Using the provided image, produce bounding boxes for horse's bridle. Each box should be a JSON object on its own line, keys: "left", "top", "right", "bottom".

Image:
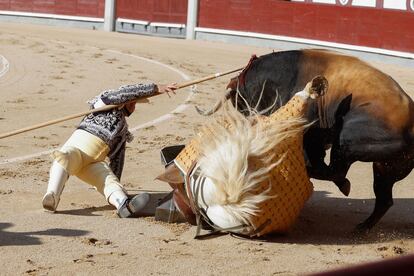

{"left": 183, "top": 161, "right": 270, "bottom": 239}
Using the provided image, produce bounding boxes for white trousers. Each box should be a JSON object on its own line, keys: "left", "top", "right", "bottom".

{"left": 52, "top": 129, "right": 125, "bottom": 201}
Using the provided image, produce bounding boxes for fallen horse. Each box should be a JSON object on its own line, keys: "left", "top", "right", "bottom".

{"left": 197, "top": 49, "right": 414, "bottom": 232}
{"left": 156, "top": 77, "right": 327, "bottom": 237}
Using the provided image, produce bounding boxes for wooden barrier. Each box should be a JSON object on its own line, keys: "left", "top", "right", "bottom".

{"left": 198, "top": 0, "right": 414, "bottom": 53}
{"left": 0, "top": 0, "right": 105, "bottom": 18}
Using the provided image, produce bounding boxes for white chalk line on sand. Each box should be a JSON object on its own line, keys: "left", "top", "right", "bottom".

{"left": 0, "top": 55, "right": 10, "bottom": 78}
{"left": 0, "top": 50, "right": 194, "bottom": 165}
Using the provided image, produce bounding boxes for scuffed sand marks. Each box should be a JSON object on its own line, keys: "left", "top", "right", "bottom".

{"left": 0, "top": 30, "right": 178, "bottom": 159}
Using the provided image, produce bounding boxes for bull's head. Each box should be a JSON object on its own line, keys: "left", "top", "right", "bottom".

{"left": 195, "top": 75, "right": 328, "bottom": 116}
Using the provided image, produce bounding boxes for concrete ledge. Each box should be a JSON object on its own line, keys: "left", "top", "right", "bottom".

{"left": 116, "top": 18, "right": 149, "bottom": 33}
{"left": 150, "top": 22, "right": 185, "bottom": 29}
{"left": 0, "top": 12, "right": 103, "bottom": 30}
{"left": 149, "top": 22, "right": 185, "bottom": 37}
{"left": 117, "top": 17, "right": 149, "bottom": 26}
{"left": 0, "top": 10, "right": 103, "bottom": 22}
{"left": 116, "top": 19, "right": 186, "bottom": 38}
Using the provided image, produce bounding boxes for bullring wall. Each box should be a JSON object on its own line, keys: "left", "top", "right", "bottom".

{"left": 0, "top": 0, "right": 105, "bottom": 18}
{"left": 198, "top": 1, "right": 414, "bottom": 53}
{"left": 117, "top": 0, "right": 187, "bottom": 24}
{"left": 0, "top": 0, "right": 413, "bottom": 61}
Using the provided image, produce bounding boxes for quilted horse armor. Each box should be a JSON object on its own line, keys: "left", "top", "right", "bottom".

{"left": 161, "top": 76, "right": 327, "bottom": 237}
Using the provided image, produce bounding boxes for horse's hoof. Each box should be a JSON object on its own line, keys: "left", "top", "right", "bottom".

{"left": 336, "top": 178, "right": 351, "bottom": 196}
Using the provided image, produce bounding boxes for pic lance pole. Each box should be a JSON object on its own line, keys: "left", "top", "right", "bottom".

{"left": 0, "top": 67, "right": 244, "bottom": 140}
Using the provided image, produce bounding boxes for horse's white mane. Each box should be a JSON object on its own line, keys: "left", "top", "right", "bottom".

{"left": 196, "top": 101, "right": 307, "bottom": 226}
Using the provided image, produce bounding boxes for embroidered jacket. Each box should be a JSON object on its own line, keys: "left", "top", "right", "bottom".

{"left": 78, "top": 83, "right": 157, "bottom": 179}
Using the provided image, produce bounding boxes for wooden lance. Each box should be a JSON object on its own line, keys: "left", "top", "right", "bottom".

{"left": 0, "top": 67, "right": 243, "bottom": 139}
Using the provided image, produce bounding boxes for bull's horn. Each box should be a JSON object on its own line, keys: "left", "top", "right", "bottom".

{"left": 195, "top": 90, "right": 232, "bottom": 116}
{"left": 308, "top": 75, "right": 329, "bottom": 99}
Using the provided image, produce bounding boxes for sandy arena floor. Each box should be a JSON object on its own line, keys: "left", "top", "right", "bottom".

{"left": 1, "top": 22, "right": 414, "bottom": 275}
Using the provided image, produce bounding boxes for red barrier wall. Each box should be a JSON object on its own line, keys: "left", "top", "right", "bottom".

{"left": 0, "top": 0, "right": 412, "bottom": 53}
{"left": 198, "top": 0, "right": 414, "bottom": 53}
{"left": 0, "top": 0, "right": 105, "bottom": 18}
{"left": 116, "top": 0, "right": 187, "bottom": 23}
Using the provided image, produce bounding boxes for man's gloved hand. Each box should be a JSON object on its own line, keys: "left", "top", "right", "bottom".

{"left": 155, "top": 83, "right": 179, "bottom": 97}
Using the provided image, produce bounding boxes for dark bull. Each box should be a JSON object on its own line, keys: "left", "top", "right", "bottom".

{"left": 199, "top": 49, "right": 414, "bottom": 232}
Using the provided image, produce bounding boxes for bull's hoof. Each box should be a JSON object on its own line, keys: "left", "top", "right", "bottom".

{"left": 354, "top": 222, "right": 371, "bottom": 235}
{"left": 335, "top": 178, "right": 351, "bottom": 196}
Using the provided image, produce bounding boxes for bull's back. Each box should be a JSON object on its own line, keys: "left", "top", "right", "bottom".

{"left": 299, "top": 50, "right": 413, "bottom": 131}
{"left": 299, "top": 49, "right": 414, "bottom": 158}
{"left": 243, "top": 49, "right": 413, "bottom": 133}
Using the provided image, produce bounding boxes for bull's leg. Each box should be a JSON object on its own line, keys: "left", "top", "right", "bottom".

{"left": 356, "top": 160, "right": 413, "bottom": 232}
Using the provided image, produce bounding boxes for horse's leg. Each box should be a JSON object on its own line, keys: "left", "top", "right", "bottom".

{"left": 356, "top": 159, "right": 414, "bottom": 232}
{"left": 304, "top": 128, "right": 352, "bottom": 196}
{"left": 303, "top": 129, "right": 333, "bottom": 179}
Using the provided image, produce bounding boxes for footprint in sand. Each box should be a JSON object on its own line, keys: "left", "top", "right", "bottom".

{"left": 143, "top": 125, "right": 156, "bottom": 131}
{"left": 3, "top": 38, "right": 19, "bottom": 45}
{"left": 105, "top": 58, "right": 118, "bottom": 64}
{"left": 70, "top": 202, "right": 94, "bottom": 209}
{"left": 82, "top": 237, "right": 112, "bottom": 246}
{"left": 23, "top": 159, "right": 46, "bottom": 166}
{"left": 0, "top": 189, "right": 13, "bottom": 195}
{"left": 6, "top": 98, "right": 25, "bottom": 104}
{"left": 25, "top": 259, "right": 52, "bottom": 273}
{"left": 50, "top": 75, "right": 64, "bottom": 80}
{"left": 184, "top": 100, "right": 196, "bottom": 105}
{"left": 377, "top": 245, "right": 406, "bottom": 257}
{"left": 33, "top": 136, "right": 50, "bottom": 140}
{"left": 73, "top": 254, "right": 95, "bottom": 264}
{"left": 92, "top": 53, "right": 103, "bottom": 59}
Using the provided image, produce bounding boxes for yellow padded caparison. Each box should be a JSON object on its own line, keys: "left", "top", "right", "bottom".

{"left": 175, "top": 96, "right": 313, "bottom": 237}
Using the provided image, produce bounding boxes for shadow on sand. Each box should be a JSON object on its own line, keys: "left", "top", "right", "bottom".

{"left": 57, "top": 205, "right": 114, "bottom": 217}
{"left": 256, "top": 190, "right": 414, "bottom": 245}
{"left": 0, "top": 222, "right": 89, "bottom": 246}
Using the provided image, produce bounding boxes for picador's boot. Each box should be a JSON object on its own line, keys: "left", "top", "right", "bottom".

{"left": 42, "top": 161, "right": 68, "bottom": 212}
{"left": 109, "top": 191, "right": 150, "bottom": 218}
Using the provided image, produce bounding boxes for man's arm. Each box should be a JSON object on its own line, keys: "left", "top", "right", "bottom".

{"left": 90, "top": 83, "right": 178, "bottom": 107}
{"left": 100, "top": 83, "right": 157, "bottom": 105}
